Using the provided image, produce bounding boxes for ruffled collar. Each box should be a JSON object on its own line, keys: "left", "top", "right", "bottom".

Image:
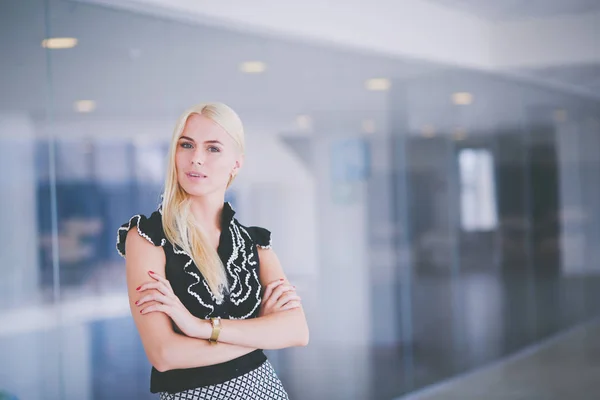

{"left": 157, "top": 193, "right": 236, "bottom": 229}
{"left": 220, "top": 201, "right": 236, "bottom": 229}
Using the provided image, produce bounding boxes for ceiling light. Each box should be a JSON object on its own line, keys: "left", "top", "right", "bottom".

{"left": 452, "top": 92, "right": 473, "bottom": 105}
{"left": 240, "top": 61, "right": 266, "bottom": 74}
{"left": 74, "top": 100, "right": 96, "bottom": 113}
{"left": 365, "top": 78, "right": 391, "bottom": 91}
{"left": 421, "top": 125, "right": 436, "bottom": 138}
{"left": 83, "top": 141, "right": 94, "bottom": 154}
{"left": 129, "top": 48, "right": 142, "bottom": 59}
{"left": 295, "top": 115, "right": 312, "bottom": 130}
{"left": 553, "top": 109, "right": 568, "bottom": 123}
{"left": 362, "top": 119, "right": 376, "bottom": 134}
{"left": 453, "top": 127, "right": 467, "bottom": 140}
{"left": 41, "top": 37, "right": 78, "bottom": 49}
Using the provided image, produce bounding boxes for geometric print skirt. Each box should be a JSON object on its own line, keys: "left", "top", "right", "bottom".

{"left": 159, "top": 361, "right": 289, "bottom": 400}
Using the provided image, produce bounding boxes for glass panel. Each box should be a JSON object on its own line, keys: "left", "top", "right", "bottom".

{"left": 1, "top": 1, "right": 600, "bottom": 400}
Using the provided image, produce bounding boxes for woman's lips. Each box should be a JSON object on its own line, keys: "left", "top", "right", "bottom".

{"left": 186, "top": 172, "right": 207, "bottom": 180}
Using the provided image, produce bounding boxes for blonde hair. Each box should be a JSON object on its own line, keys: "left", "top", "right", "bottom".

{"left": 161, "top": 102, "right": 245, "bottom": 300}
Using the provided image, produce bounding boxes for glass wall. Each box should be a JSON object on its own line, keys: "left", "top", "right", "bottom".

{"left": 1, "top": 1, "right": 600, "bottom": 399}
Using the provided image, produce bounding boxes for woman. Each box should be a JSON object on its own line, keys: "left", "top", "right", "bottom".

{"left": 116, "top": 102, "right": 309, "bottom": 399}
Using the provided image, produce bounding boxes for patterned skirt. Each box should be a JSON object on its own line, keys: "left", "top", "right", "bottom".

{"left": 159, "top": 360, "right": 289, "bottom": 400}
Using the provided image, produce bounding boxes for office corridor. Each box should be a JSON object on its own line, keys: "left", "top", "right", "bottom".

{"left": 2, "top": 1, "right": 600, "bottom": 399}
{"left": 397, "top": 318, "right": 600, "bottom": 400}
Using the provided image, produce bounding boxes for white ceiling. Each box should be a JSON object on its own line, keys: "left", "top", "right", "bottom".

{"left": 427, "top": 0, "right": 600, "bottom": 21}
{"left": 0, "top": 0, "right": 438, "bottom": 126}
{"left": 1, "top": 0, "right": 598, "bottom": 137}
{"left": 519, "top": 64, "right": 600, "bottom": 91}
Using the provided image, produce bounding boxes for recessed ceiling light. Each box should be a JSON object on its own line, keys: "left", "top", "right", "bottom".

{"left": 295, "top": 115, "right": 312, "bottom": 130}
{"left": 365, "top": 78, "right": 391, "bottom": 91}
{"left": 129, "top": 48, "right": 142, "bottom": 59}
{"left": 421, "top": 125, "right": 436, "bottom": 138}
{"left": 362, "top": 119, "right": 376, "bottom": 134}
{"left": 74, "top": 100, "right": 96, "bottom": 113}
{"left": 41, "top": 37, "right": 78, "bottom": 49}
{"left": 83, "top": 140, "right": 94, "bottom": 154}
{"left": 452, "top": 92, "right": 473, "bottom": 105}
{"left": 240, "top": 61, "right": 266, "bottom": 74}
{"left": 553, "top": 109, "right": 568, "bottom": 123}
{"left": 453, "top": 127, "right": 467, "bottom": 140}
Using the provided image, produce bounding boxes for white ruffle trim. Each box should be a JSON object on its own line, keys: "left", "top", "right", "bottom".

{"left": 257, "top": 236, "right": 272, "bottom": 249}
{"left": 116, "top": 215, "right": 166, "bottom": 258}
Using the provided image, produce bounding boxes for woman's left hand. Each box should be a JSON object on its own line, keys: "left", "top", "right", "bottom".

{"left": 136, "top": 271, "right": 206, "bottom": 339}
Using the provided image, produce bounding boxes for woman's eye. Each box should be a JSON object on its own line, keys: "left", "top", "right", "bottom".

{"left": 180, "top": 142, "right": 193, "bottom": 149}
{"left": 208, "top": 146, "right": 221, "bottom": 153}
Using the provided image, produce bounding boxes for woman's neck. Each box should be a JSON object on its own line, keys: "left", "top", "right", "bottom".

{"left": 188, "top": 194, "right": 225, "bottom": 234}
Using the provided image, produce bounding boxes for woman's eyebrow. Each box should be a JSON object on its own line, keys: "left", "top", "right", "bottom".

{"left": 179, "top": 137, "right": 224, "bottom": 146}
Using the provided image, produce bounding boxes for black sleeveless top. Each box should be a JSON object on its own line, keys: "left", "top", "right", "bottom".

{"left": 116, "top": 201, "right": 272, "bottom": 394}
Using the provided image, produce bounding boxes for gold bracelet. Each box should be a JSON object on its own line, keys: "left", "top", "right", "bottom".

{"left": 208, "top": 317, "right": 221, "bottom": 345}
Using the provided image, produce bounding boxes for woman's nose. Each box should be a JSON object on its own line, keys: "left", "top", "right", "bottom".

{"left": 191, "top": 150, "right": 205, "bottom": 165}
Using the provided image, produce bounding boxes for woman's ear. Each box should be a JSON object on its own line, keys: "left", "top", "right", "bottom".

{"left": 233, "top": 154, "right": 245, "bottom": 173}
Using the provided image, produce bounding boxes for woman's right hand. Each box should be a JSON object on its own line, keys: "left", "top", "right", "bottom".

{"left": 259, "top": 279, "right": 302, "bottom": 317}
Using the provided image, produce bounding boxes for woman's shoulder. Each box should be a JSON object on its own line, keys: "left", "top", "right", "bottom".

{"left": 116, "top": 210, "right": 166, "bottom": 257}
{"left": 222, "top": 201, "right": 273, "bottom": 250}
{"left": 236, "top": 221, "right": 272, "bottom": 250}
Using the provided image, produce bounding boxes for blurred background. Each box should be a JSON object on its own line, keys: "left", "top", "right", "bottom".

{"left": 1, "top": 0, "right": 600, "bottom": 399}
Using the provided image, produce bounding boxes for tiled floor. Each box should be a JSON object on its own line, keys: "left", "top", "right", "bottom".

{"left": 396, "top": 317, "right": 600, "bottom": 400}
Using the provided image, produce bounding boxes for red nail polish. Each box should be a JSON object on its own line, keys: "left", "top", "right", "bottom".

{"left": 135, "top": 300, "right": 139, "bottom": 305}
{"left": 149, "top": 271, "right": 155, "bottom": 274}
{"left": 140, "top": 309, "right": 143, "bottom": 313}
{"left": 136, "top": 286, "right": 141, "bottom": 291}
{"left": 279, "top": 279, "right": 284, "bottom": 281}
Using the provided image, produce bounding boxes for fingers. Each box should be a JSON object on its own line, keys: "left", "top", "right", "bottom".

{"left": 267, "top": 284, "right": 295, "bottom": 305}
{"left": 263, "top": 284, "right": 296, "bottom": 312}
{"left": 148, "top": 271, "right": 174, "bottom": 291}
{"left": 279, "top": 300, "right": 302, "bottom": 311}
{"left": 139, "top": 303, "right": 169, "bottom": 315}
{"left": 136, "top": 281, "right": 171, "bottom": 296}
{"left": 136, "top": 272, "right": 179, "bottom": 318}
{"left": 274, "top": 292, "right": 301, "bottom": 310}
{"left": 135, "top": 291, "right": 172, "bottom": 307}
{"left": 262, "top": 279, "right": 285, "bottom": 304}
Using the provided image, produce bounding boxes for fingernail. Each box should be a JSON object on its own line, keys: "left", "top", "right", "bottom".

{"left": 140, "top": 309, "right": 143, "bottom": 313}
{"left": 135, "top": 300, "right": 139, "bottom": 305}
{"left": 279, "top": 278, "right": 284, "bottom": 281}
{"left": 149, "top": 271, "right": 155, "bottom": 275}
{"left": 136, "top": 286, "right": 141, "bottom": 291}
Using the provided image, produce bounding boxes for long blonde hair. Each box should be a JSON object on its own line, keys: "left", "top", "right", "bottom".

{"left": 161, "top": 102, "right": 245, "bottom": 301}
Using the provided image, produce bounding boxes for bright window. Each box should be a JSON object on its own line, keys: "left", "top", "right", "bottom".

{"left": 458, "top": 149, "right": 498, "bottom": 232}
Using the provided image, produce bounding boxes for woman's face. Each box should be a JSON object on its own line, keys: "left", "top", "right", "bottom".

{"left": 175, "top": 113, "right": 242, "bottom": 198}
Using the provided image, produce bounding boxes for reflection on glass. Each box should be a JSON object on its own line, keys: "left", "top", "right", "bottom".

{"left": 1, "top": 0, "right": 600, "bottom": 399}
